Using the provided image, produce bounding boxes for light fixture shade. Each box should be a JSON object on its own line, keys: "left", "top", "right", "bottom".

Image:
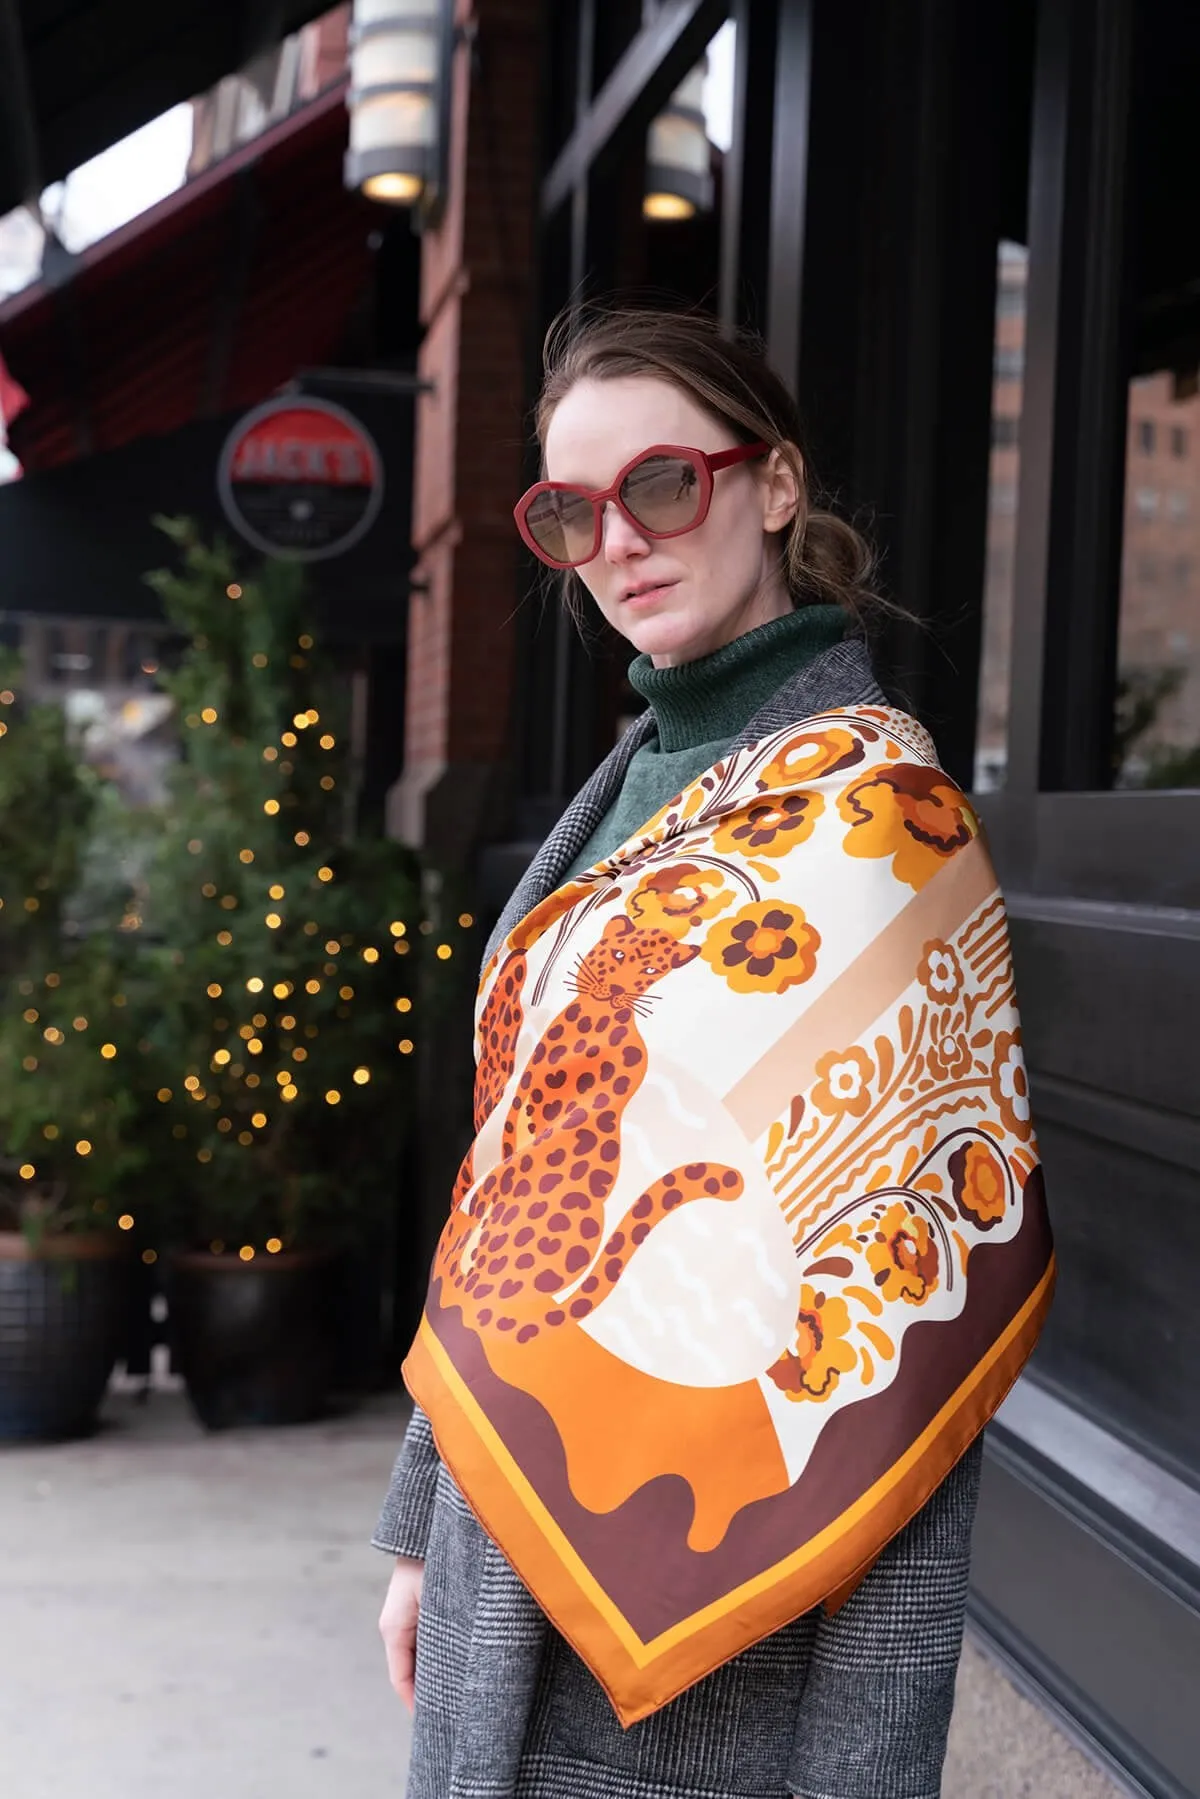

{"left": 345, "top": 0, "right": 444, "bottom": 208}
{"left": 644, "top": 62, "right": 713, "bottom": 222}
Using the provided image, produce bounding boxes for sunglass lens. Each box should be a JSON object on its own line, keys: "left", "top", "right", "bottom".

{"left": 524, "top": 488, "right": 597, "bottom": 565}
{"left": 619, "top": 454, "right": 702, "bottom": 535}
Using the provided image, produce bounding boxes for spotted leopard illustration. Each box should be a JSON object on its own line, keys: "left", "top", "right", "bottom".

{"left": 445, "top": 945, "right": 531, "bottom": 1216}
{"left": 474, "top": 947, "right": 529, "bottom": 1132}
{"left": 436, "top": 915, "right": 744, "bottom": 1343}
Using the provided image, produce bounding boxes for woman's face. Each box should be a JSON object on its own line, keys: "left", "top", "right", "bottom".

{"left": 542, "top": 375, "right": 801, "bottom": 667}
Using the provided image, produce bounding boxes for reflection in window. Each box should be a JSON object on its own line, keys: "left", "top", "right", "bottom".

{"left": 1116, "top": 372, "right": 1200, "bottom": 788}
{"left": 974, "top": 242, "right": 1027, "bottom": 792}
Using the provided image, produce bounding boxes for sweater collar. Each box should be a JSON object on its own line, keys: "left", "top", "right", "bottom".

{"left": 627, "top": 604, "right": 847, "bottom": 754}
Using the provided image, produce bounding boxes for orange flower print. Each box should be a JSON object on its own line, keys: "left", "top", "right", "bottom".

{"left": 866, "top": 1202, "right": 940, "bottom": 1303}
{"left": 767, "top": 1285, "right": 859, "bottom": 1401}
{"left": 918, "top": 939, "right": 964, "bottom": 1004}
{"left": 838, "top": 765, "right": 978, "bottom": 890}
{"left": 702, "top": 902, "right": 821, "bottom": 995}
{"left": 949, "top": 1139, "right": 1009, "bottom": 1231}
{"left": 812, "top": 1046, "right": 875, "bottom": 1119}
{"left": 627, "top": 863, "right": 732, "bottom": 938}
{"left": 926, "top": 1014, "right": 974, "bottom": 1082}
{"left": 759, "top": 727, "right": 866, "bottom": 791}
{"left": 714, "top": 790, "right": 824, "bottom": 859}
{"left": 991, "top": 1029, "right": 1034, "bottom": 1142}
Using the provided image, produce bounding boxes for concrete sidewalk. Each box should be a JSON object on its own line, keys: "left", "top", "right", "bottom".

{"left": 0, "top": 1385, "right": 1125, "bottom": 1799}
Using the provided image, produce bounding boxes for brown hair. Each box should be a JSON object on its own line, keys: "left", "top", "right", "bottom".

{"left": 534, "top": 303, "right": 880, "bottom": 627}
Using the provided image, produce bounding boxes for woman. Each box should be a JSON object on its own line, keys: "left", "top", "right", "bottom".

{"left": 375, "top": 307, "right": 1053, "bottom": 1799}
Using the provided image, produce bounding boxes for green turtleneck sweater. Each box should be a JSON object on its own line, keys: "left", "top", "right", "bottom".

{"left": 563, "top": 604, "right": 847, "bottom": 880}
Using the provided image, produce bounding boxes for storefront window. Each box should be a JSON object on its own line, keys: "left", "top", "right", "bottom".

{"left": 1115, "top": 370, "right": 1200, "bottom": 788}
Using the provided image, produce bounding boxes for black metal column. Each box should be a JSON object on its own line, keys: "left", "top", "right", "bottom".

{"left": 764, "top": 0, "right": 813, "bottom": 393}
{"left": 1004, "top": 0, "right": 1133, "bottom": 800}
{"left": 718, "top": 0, "right": 778, "bottom": 338}
{"left": 774, "top": 0, "right": 1012, "bottom": 790}
{"left": 866, "top": 0, "right": 1011, "bottom": 788}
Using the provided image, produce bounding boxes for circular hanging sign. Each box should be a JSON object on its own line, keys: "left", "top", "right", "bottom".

{"left": 217, "top": 396, "right": 385, "bottom": 562}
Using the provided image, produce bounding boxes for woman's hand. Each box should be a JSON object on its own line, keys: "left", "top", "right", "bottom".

{"left": 379, "top": 1554, "right": 424, "bottom": 1711}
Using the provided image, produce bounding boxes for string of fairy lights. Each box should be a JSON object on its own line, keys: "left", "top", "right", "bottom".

{"left": 3, "top": 628, "right": 476, "bottom": 1262}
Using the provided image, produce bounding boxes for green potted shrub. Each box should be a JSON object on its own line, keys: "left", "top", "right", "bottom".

{"left": 0, "top": 664, "right": 147, "bottom": 1440}
{"left": 141, "top": 524, "right": 432, "bottom": 1428}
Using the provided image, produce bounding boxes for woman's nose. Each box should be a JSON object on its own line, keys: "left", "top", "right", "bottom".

{"left": 601, "top": 501, "right": 649, "bottom": 563}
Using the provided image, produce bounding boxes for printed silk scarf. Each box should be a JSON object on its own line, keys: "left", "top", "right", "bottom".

{"left": 404, "top": 705, "right": 1054, "bottom": 1725}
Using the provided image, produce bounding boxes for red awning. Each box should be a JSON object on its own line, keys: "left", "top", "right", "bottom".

{"left": 0, "top": 80, "right": 376, "bottom": 475}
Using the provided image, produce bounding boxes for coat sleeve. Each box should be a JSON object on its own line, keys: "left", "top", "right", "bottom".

{"left": 787, "top": 1435, "right": 984, "bottom": 1799}
{"left": 372, "top": 1403, "right": 442, "bottom": 1560}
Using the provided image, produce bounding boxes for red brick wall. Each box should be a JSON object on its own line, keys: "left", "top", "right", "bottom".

{"left": 391, "top": 0, "right": 542, "bottom": 859}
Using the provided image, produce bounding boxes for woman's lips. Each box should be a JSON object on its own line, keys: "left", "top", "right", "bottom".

{"left": 622, "top": 580, "right": 678, "bottom": 608}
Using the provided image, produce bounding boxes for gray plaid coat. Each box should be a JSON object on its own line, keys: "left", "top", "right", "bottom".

{"left": 375, "top": 637, "right": 984, "bottom": 1799}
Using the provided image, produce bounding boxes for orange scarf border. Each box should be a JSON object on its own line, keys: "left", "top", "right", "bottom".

{"left": 405, "top": 1250, "right": 1053, "bottom": 1725}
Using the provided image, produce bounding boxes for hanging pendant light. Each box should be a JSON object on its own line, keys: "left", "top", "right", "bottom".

{"left": 644, "top": 61, "right": 713, "bottom": 221}
{"left": 345, "top": 0, "right": 447, "bottom": 209}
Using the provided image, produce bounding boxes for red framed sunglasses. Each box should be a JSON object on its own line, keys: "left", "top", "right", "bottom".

{"left": 513, "top": 440, "right": 770, "bottom": 570}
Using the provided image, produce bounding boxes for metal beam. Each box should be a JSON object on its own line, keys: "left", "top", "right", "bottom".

{"left": 541, "top": 0, "right": 728, "bottom": 220}
{"left": 765, "top": 0, "right": 814, "bottom": 391}
{"left": 0, "top": 0, "right": 41, "bottom": 204}
{"left": 568, "top": 0, "right": 598, "bottom": 296}
{"left": 719, "top": 0, "right": 778, "bottom": 335}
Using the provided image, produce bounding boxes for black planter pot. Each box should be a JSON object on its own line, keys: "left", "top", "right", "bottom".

{"left": 169, "top": 1248, "right": 338, "bottom": 1430}
{"left": 0, "top": 1233, "right": 131, "bottom": 1441}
